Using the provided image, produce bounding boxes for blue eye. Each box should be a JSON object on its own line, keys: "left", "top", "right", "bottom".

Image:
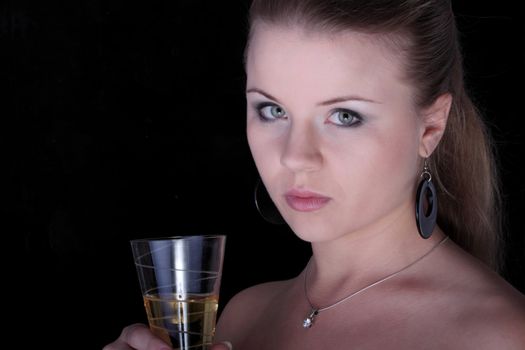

{"left": 256, "top": 103, "right": 287, "bottom": 121}
{"left": 328, "top": 109, "right": 362, "bottom": 127}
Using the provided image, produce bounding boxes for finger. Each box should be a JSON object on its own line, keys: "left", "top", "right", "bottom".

{"left": 210, "top": 341, "right": 233, "bottom": 350}
{"left": 102, "top": 337, "right": 134, "bottom": 350}
{"left": 120, "top": 323, "right": 172, "bottom": 350}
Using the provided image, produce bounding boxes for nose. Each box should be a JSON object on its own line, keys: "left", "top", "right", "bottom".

{"left": 280, "top": 121, "right": 323, "bottom": 173}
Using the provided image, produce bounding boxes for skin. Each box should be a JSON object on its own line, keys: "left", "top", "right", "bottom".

{"left": 102, "top": 324, "right": 231, "bottom": 350}
{"left": 213, "top": 23, "right": 525, "bottom": 349}
{"left": 103, "top": 22, "right": 525, "bottom": 350}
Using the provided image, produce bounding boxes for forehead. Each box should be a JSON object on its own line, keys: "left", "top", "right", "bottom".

{"left": 246, "top": 23, "right": 412, "bottom": 104}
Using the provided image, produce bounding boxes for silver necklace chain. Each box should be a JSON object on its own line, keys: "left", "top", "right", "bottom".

{"left": 302, "top": 236, "right": 449, "bottom": 328}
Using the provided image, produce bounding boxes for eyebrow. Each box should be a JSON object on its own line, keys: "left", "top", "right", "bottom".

{"left": 245, "top": 87, "right": 380, "bottom": 105}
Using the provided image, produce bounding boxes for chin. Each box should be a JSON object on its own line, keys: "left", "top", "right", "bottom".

{"left": 285, "top": 216, "right": 345, "bottom": 243}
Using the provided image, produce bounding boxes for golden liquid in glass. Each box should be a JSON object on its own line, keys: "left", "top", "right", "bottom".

{"left": 143, "top": 293, "right": 219, "bottom": 350}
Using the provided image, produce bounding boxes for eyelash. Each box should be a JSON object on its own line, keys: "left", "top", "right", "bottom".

{"left": 255, "top": 102, "right": 286, "bottom": 122}
{"left": 328, "top": 108, "right": 363, "bottom": 127}
{"left": 254, "top": 102, "right": 364, "bottom": 128}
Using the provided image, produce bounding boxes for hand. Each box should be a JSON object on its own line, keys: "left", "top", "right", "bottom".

{"left": 102, "top": 323, "right": 232, "bottom": 350}
{"left": 102, "top": 324, "right": 170, "bottom": 350}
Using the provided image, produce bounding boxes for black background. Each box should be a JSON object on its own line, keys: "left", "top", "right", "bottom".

{"left": 4, "top": 1, "right": 524, "bottom": 349}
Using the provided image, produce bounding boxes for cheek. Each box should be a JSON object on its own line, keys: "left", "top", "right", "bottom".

{"left": 333, "top": 121, "right": 420, "bottom": 204}
{"left": 246, "top": 121, "right": 278, "bottom": 180}
{"left": 382, "top": 121, "right": 421, "bottom": 178}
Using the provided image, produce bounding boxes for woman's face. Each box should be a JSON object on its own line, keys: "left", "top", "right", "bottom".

{"left": 246, "top": 24, "right": 424, "bottom": 243}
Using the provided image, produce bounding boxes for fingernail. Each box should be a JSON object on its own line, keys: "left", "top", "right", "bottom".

{"left": 222, "top": 341, "right": 233, "bottom": 350}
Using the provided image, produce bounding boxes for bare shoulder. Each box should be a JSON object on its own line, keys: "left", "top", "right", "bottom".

{"left": 456, "top": 287, "right": 525, "bottom": 349}
{"left": 214, "top": 279, "right": 293, "bottom": 344}
{"left": 436, "top": 241, "right": 525, "bottom": 348}
{"left": 462, "top": 276, "right": 525, "bottom": 348}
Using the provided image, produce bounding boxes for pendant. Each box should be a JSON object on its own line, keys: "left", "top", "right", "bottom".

{"left": 303, "top": 309, "right": 318, "bottom": 328}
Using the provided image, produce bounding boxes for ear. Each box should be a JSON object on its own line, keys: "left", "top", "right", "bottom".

{"left": 418, "top": 93, "right": 452, "bottom": 157}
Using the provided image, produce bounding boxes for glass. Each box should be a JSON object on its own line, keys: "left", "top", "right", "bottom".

{"left": 131, "top": 235, "right": 226, "bottom": 350}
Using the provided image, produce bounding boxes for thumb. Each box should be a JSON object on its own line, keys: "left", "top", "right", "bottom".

{"left": 211, "top": 341, "right": 232, "bottom": 350}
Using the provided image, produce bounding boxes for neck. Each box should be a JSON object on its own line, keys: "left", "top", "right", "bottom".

{"left": 307, "top": 203, "right": 445, "bottom": 304}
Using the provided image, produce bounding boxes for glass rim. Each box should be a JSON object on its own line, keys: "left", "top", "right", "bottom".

{"left": 130, "top": 234, "right": 226, "bottom": 244}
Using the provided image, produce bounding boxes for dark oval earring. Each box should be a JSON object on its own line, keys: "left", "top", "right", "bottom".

{"left": 254, "top": 178, "right": 285, "bottom": 225}
{"left": 415, "top": 159, "right": 438, "bottom": 239}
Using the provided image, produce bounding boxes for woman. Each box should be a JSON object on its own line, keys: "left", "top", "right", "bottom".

{"left": 104, "top": 0, "right": 525, "bottom": 349}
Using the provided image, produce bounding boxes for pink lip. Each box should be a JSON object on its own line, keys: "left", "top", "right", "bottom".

{"left": 284, "top": 189, "right": 331, "bottom": 212}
